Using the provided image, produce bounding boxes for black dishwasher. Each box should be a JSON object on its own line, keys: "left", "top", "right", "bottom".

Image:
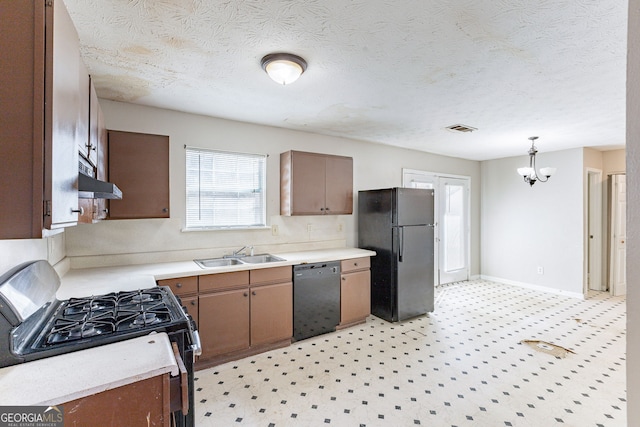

{"left": 293, "top": 261, "right": 341, "bottom": 341}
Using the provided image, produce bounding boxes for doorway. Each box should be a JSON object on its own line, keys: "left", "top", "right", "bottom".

{"left": 403, "top": 169, "right": 470, "bottom": 285}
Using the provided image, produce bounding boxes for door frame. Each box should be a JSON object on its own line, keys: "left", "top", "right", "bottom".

{"left": 585, "top": 168, "right": 604, "bottom": 294}
{"left": 402, "top": 168, "right": 471, "bottom": 286}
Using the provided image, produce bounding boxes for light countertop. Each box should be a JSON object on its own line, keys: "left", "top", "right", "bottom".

{"left": 0, "top": 333, "right": 178, "bottom": 405}
{"left": 0, "top": 247, "right": 375, "bottom": 406}
{"left": 58, "top": 247, "right": 376, "bottom": 299}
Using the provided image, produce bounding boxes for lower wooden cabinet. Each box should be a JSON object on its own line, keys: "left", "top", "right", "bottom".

{"left": 63, "top": 374, "right": 170, "bottom": 426}
{"left": 340, "top": 270, "right": 371, "bottom": 325}
{"left": 199, "top": 288, "right": 250, "bottom": 357}
{"left": 339, "top": 257, "right": 371, "bottom": 327}
{"left": 181, "top": 295, "right": 199, "bottom": 325}
{"left": 160, "top": 260, "right": 368, "bottom": 368}
{"left": 195, "top": 266, "right": 293, "bottom": 367}
{"left": 250, "top": 282, "right": 293, "bottom": 346}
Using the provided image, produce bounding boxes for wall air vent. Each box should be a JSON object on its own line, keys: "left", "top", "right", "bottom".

{"left": 446, "top": 124, "right": 477, "bottom": 133}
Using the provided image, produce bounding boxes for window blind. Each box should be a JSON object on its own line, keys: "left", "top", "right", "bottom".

{"left": 185, "top": 147, "right": 266, "bottom": 229}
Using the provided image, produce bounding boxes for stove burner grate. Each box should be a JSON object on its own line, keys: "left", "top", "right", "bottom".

{"left": 38, "top": 287, "right": 178, "bottom": 348}
{"left": 46, "top": 319, "right": 115, "bottom": 344}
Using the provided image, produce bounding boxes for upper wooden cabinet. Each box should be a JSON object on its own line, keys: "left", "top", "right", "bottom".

{"left": 0, "top": 0, "right": 85, "bottom": 238}
{"left": 107, "top": 130, "right": 170, "bottom": 219}
{"left": 78, "top": 77, "right": 108, "bottom": 224}
{"left": 280, "top": 150, "right": 353, "bottom": 216}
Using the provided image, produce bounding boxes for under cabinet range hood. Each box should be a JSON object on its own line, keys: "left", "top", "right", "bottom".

{"left": 78, "top": 172, "right": 122, "bottom": 199}
{"left": 78, "top": 158, "right": 122, "bottom": 199}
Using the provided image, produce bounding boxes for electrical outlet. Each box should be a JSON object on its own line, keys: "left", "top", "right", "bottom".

{"left": 307, "top": 224, "right": 313, "bottom": 233}
{"left": 337, "top": 223, "right": 343, "bottom": 232}
{"left": 537, "top": 266, "right": 544, "bottom": 275}
{"left": 271, "top": 224, "right": 279, "bottom": 236}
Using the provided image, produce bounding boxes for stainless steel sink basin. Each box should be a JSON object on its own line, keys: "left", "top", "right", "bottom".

{"left": 194, "top": 258, "right": 244, "bottom": 268}
{"left": 239, "top": 254, "right": 285, "bottom": 264}
{"left": 194, "top": 254, "right": 285, "bottom": 268}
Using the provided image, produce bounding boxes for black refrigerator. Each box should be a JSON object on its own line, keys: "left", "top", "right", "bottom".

{"left": 358, "top": 187, "right": 435, "bottom": 322}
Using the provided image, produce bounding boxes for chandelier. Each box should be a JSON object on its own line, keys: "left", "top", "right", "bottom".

{"left": 516, "top": 136, "right": 556, "bottom": 186}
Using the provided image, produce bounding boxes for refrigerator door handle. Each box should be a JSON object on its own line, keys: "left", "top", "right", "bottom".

{"left": 399, "top": 226, "right": 404, "bottom": 262}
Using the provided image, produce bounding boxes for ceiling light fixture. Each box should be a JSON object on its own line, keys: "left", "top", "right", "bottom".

{"left": 516, "top": 136, "right": 556, "bottom": 187}
{"left": 261, "top": 53, "right": 307, "bottom": 85}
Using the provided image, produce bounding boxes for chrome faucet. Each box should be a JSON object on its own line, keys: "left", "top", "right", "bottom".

{"left": 231, "top": 245, "right": 254, "bottom": 257}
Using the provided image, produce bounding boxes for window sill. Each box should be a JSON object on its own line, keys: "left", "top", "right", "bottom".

{"left": 181, "top": 226, "right": 270, "bottom": 233}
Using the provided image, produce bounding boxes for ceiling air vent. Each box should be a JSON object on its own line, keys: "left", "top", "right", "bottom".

{"left": 446, "top": 124, "right": 477, "bottom": 133}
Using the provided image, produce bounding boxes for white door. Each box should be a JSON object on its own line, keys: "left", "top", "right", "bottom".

{"left": 403, "top": 169, "right": 470, "bottom": 285}
{"left": 438, "top": 177, "right": 470, "bottom": 284}
{"left": 610, "top": 174, "right": 626, "bottom": 296}
{"left": 587, "top": 170, "right": 604, "bottom": 291}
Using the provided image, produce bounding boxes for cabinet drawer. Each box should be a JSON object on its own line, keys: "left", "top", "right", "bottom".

{"left": 250, "top": 266, "right": 292, "bottom": 286}
{"left": 341, "top": 257, "right": 370, "bottom": 273}
{"left": 200, "top": 271, "right": 249, "bottom": 292}
{"left": 157, "top": 276, "right": 198, "bottom": 296}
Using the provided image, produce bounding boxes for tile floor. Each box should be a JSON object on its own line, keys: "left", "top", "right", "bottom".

{"left": 194, "top": 280, "right": 627, "bottom": 426}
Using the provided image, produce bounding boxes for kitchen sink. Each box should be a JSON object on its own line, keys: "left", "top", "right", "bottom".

{"left": 194, "top": 258, "right": 244, "bottom": 268}
{"left": 239, "top": 254, "right": 285, "bottom": 264}
{"left": 194, "top": 254, "right": 285, "bottom": 268}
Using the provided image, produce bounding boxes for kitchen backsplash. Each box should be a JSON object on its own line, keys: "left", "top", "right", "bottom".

{"left": 64, "top": 215, "right": 348, "bottom": 269}
{"left": 0, "top": 232, "right": 67, "bottom": 277}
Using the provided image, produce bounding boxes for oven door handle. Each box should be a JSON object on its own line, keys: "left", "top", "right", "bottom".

{"left": 191, "top": 330, "right": 202, "bottom": 357}
{"left": 171, "top": 342, "right": 189, "bottom": 415}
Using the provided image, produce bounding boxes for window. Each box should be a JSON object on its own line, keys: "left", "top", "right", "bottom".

{"left": 185, "top": 147, "right": 266, "bottom": 229}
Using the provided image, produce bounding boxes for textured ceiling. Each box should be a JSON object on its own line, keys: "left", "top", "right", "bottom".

{"left": 63, "top": 0, "right": 627, "bottom": 161}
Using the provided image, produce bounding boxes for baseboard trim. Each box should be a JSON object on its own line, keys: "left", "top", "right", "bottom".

{"left": 480, "top": 275, "right": 585, "bottom": 300}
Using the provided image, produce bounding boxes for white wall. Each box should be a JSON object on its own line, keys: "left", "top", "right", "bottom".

{"left": 0, "top": 233, "right": 67, "bottom": 278}
{"left": 626, "top": 0, "right": 639, "bottom": 422}
{"left": 65, "top": 100, "right": 481, "bottom": 272}
{"left": 480, "top": 148, "right": 585, "bottom": 296}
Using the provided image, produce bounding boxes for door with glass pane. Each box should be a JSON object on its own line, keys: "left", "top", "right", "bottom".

{"left": 403, "top": 170, "right": 470, "bottom": 285}
{"left": 438, "top": 177, "right": 469, "bottom": 284}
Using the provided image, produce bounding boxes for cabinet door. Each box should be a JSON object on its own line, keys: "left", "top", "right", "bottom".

{"left": 199, "top": 289, "right": 250, "bottom": 357}
{"left": 250, "top": 282, "right": 293, "bottom": 346}
{"left": 63, "top": 375, "right": 169, "bottom": 426}
{"left": 86, "top": 77, "right": 99, "bottom": 166}
{"left": 44, "top": 0, "right": 82, "bottom": 230}
{"left": 340, "top": 270, "right": 371, "bottom": 325}
{"left": 325, "top": 155, "right": 353, "bottom": 215}
{"left": 108, "top": 130, "right": 170, "bottom": 219}
{"left": 93, "top": 86, "right": 109, "bottom": 220}
{"left": 181, "top": 295, "right": 199, "bottom": 327}
{"left": 283, "top": 151, "right": 326, "bottom": 215}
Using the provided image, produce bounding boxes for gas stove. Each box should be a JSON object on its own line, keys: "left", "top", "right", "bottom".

{"left": 30, "top": 287, "right": 188, "bottom": 354}
{"left": 0, "top": 260, "right": 200, "bottom": 426}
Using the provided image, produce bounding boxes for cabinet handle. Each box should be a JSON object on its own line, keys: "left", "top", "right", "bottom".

{"left": 252, "top": 291, "right": 257, "bottom": 296}
{"left": 320, "top": 208, "right": 325, "bottom": 211}
{"left": 176, "top": 283, "right": 182, "bottom": 288}
{"left": 190, "top": 300, "right": 196, "bottom": 306}
{"left": 325, "top": 207, "right": 330, "bottom": 211}
{"left": 71, "top": 207, "right": 84, "bottom": 215}
{"left": 342, "top": 277, "right": 346, "bottom": 281}
{"left": 243, "top": 292, "right": 249, "bottom": 297}
{"left": 162, "top": 208, "right": 169, "bottom": 213}
{"left": 354, "top": 262, "right": 358, "bottom": 267}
